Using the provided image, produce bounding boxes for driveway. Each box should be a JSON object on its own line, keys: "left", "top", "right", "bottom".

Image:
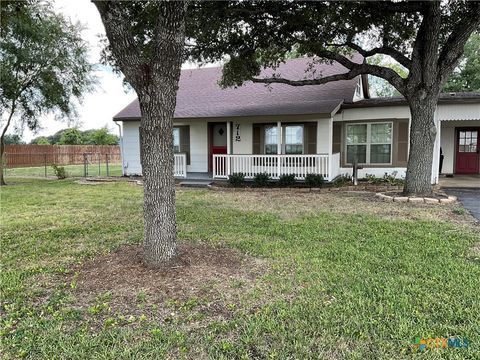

{"left": 443, "top": 187, "right": 480, "bottom": 220}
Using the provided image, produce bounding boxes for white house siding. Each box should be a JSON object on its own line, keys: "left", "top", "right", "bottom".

{"left": 122, "top": 121, "right": 142, "bottom": 175}
{"left": 440, "top": 120, "right": 480, "bottom": 175}
{"left": 175, "top": 120, "right": 208, "bottom": 172}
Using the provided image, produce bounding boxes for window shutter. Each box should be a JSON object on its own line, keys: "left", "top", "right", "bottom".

{"left": 252, "top": 124, "right": 262, "bottom": 154}
{"left": 179, "top": 126, "right": 190, "bottom": 165}
{"left": 396, "top": 121, "right": 408, "bottom": 166}
{"left": 332, "top": 122, "right": 342, "bottom": 154}
{"left": 304, "top": 122, "right": 317, "bottom": 154}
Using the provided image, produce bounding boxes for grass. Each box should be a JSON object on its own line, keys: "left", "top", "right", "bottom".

{"left": 1, "top": 178, "right": 479, "bottom": 359}
{"left": 3, "top": 162, "right": 123, "bottom": 178}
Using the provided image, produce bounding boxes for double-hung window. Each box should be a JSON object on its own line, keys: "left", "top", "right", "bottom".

{"left": 284, "top": 125, "right": 304, "bottom": 154}
{"left": 346, "top": 122, "right": 392, "bottom": 164}
{"left": 264, "top": 125, "right": 278, "bottom": 154}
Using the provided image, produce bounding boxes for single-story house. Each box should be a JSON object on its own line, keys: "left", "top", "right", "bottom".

{"left": 113, "top": 57, "right": 480, "bottom": 183}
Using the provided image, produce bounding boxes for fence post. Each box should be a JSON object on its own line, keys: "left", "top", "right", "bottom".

{"left": 44, "top": 153, "right": 47, "bottom": 177}
{"left": 98, "top": 153, "right": 101, "bottom": 177}
{"left": 83, "top": 153, "right": 87, "bottom": 177}
{"left": 106, "top": 154, "right": 109, "bottom": 177}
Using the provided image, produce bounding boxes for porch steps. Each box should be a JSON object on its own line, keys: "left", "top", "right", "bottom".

{"left": 178, "top": 180, "right": 213, "bottom": 188}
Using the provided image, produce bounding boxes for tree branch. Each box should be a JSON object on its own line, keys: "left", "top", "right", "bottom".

{"left": 253, "top": 50, "right": 406, "bottom": 95}
{"left": 437, "top": 2, "right": 480, "bottom": 85}
{"left": 328, "top": 41, "right": 411, "bottom": 69}
{"left": 92, "top": 1, "right": 144, "bottom": 90}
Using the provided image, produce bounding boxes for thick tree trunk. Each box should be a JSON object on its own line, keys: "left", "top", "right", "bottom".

{"left": 93, "top": 1, "right": 186, "bottom": 267}
{"left": 139, "top": 90, "right": 179, "bottom": 267}
{"left": 403, "top": 96, "right": 438, "bottom": 196}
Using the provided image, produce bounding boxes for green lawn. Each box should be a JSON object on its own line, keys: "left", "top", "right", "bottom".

{"left": 4, "top": 162, "right": 123, "bottom": 178}
{"left": 1, "top": 179, "right": 479, "bottom": 359}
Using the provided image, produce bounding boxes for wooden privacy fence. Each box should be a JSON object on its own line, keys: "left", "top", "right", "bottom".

{"left": 4, "top": 145, "right": 121, "bottom": 168}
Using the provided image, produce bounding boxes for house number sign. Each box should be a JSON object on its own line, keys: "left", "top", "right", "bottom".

{"left": 235, "top": 123, "right": 241, "bottom": 142}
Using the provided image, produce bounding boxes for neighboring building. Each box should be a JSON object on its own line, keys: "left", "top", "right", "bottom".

{"left": 113, "top": 57, "right": 480, "bottom": 183}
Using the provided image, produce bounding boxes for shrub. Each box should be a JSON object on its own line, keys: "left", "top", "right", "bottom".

{"left": 383, "top": 171, "right": 405, "bottom": 186}
{"left": 51, "top": 164, "right": 67, "bottom": 179}
{"left": 278, "top": 174, "right": 296, "bottom": 187}
{"left": 228, "top": 172, "right": 245, "bottom": 187}
{"left": 332, "top": 174, "right": 352, "bottom": 187}
{"left": 253, "top": 173, "right": 270, "bottom": 187}
{"left": 365, "top": 173, "right": 383, "bottom": 185}
{"left": 305, "top": 173, "right": 325, "bottom": 188}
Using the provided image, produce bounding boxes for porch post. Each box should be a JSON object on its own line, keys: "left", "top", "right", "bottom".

{"left": 326, "top": 118, "right": 333, "bottom": 181}
{"left": 277, "top": 121, "right": 282, "bottom": 177}
{"left": 276, "top": 121, "right": 282, "bottom": 154}
{"left": 226, "top": 121, "right": 231, "bottom": 176}
{"left": 226, "top": 121, "right": 232, "bottom": 154}
{"left": 431, "top": 108, "right": 440, "bottom": 184}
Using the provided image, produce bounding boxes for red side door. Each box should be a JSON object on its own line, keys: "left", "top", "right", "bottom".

{"left": 208, "top": 123, "right": 227, "bottom": 172}
{"left": 455, "top": 128, "right": 480, "bottom": 174}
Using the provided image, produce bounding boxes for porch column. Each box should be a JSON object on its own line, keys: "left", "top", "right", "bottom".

{"left": 326, "top": 118, "right": 333, "bottom": 181}
{"left": 277, "top": 121, "right": 282, "bottom": 154}
{"left": 226, "top": 121, "right": 231, "bottom": 176}
{"left": 277, "top": 121, "right": 282, "bottom": 178}
{"left": 431, "top": 108, "right": 440, "bottom": 184}
{"left": 226, "top": 121, "right": 232, "bottom": 154}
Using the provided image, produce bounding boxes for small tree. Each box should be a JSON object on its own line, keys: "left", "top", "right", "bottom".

{"left": 58, "top": 128, "right": 84, "bottom": 145}
{"left": 3, "top": 134, "right": 25, "bottom": 145}
{"left": 0, "top": 0, "right": 94, "bottom": 185}
{"left": 84, "top": 127, "right": 119, "bottom": 145}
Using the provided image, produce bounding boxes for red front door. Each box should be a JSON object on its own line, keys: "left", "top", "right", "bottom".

{"left": 208, "top": 123, "right": 227, "bottom": 171}
{"left": 455, "top": 128, "right": 480, "bottom": 174}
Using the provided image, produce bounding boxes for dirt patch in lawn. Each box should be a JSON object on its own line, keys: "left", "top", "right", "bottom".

{"left": 66, "top": 243, "right": 267, "bottom": 327}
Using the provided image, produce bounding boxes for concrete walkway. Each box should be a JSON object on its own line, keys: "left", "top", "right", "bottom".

{"left": 439, "top": 175, "right": 480, "bottom": 188}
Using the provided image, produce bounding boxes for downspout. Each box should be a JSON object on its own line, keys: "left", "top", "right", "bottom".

{"left": 114, "top": 120, "right": 126, "bottom": 176}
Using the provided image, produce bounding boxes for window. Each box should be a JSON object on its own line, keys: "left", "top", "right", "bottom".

{"left": 284, "top": 125, "right": 304, "bottom": 154}
{"left": 354, "top": 78, "right": 363, "bottom": 99}
{"left": 173, "top": 127, "right": 180, "bottom": 153}
{"left": 346, "top": 122, "right": 392, "bottom": 164}
{"left": 264, "top": 126, "right": 278, "bottom": 154}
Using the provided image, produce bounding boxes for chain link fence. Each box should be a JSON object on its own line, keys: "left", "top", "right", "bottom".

{"left": 3, "top": 152, "right": 123, "bottom": 178}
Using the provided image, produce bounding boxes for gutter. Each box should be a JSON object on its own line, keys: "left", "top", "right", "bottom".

{"left": 114, "top": 120, "right": 126, "bottom": 176}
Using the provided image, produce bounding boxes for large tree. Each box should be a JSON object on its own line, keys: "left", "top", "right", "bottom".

{"left": 187, "top": 1, "right": 480, "bottom": 195}
{"left": 93, "top": 1, "right": 187, "bottom": 266}
{"left": 0, "top": 0, "right": 94, "bottom": 185}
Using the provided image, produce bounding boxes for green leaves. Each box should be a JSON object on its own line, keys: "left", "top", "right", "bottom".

{"left": 0, "top": 0, "right": 94, "bottom": 131}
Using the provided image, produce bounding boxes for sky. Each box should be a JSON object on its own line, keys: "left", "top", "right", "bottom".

{"left": 14, "top": 1, "right": 133, "bottom": 142}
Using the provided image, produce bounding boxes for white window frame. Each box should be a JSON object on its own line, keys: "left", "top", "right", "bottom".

{"left": 283, "top": 124, "right": 304, "bottom": 154}
{"left": 345, "top": 122, "right": 393, "bottom": 165}
{"left": 173, "top": 127, "right": 180, "bottom": 153}
{"left": 264, "top": 125, "right": 278, "bottom": 154}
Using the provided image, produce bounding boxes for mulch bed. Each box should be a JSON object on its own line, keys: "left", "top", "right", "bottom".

{"left": 66, "top": 243, "right": 267, "bottom": 326}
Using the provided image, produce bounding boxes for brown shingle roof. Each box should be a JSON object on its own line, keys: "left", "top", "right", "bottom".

{"left": 114, "top": 57, "right": 362, "bottom": 121}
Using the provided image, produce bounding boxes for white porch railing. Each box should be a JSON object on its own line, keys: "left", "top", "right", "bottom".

{"left": 330, "top": 152, "right": 341, "bottom": 181}
{"left": 213, "top": 154, "right": 339, "bottom": 181}
{"left": 174, "top": 153, "right": 187, "bottom": 178}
